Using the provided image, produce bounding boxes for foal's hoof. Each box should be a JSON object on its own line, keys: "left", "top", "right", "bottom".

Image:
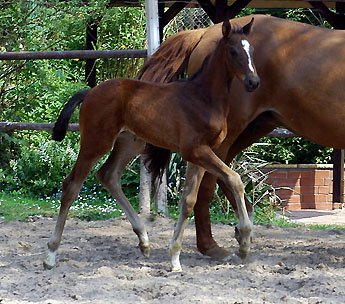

{"left": 43, "top": 259, "right": 55, "bottom": 270}
{"left": 43, "top": 252, "right": 56, "bottom": 270}
{"left": 139, "top": 244, "right": 150, "bottom": 258}
{"left": 170, "top": 266, "right": 182, "bottom": 273}
{"left": 235, "top": 226, "right": 253, "bottom": 244}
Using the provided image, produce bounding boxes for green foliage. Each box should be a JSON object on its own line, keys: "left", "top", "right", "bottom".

{"left": 250, "top": 137, "right": 333, "bottom": 164}
{"left": 0, "top": 132, "right": 79, "bottom": 195}
{"left": 0, "top": 2, "right": 145, "bottom": 201}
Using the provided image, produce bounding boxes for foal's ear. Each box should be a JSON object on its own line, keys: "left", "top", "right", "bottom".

{"left": 222, "top": 19, "right": 232, "bottom": 39}
{"left": 242, "top": 17, "right": 254, "bottom": 36}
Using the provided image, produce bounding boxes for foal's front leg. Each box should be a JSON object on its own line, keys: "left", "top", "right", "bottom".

{"left": 169, "top": 163, "right": 205, "bottom": 272}
{"left": 189, "top": 145, "right": 252, "bottom": 260}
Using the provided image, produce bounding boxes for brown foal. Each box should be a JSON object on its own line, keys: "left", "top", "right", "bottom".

{"left": 44, "top": 19, "right": 259, "bottom": 271}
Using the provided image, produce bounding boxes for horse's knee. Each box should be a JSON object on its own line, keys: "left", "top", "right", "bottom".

{"left": 60, "top": 174, "right": 80, "bottom": 203}
{"left": 96, "top": 166, "right": 120, "bottom": 189}
{"left": 181, "top": 196, "right": 196, "bottom": 218}
{"left": 226, "top": 171, "right": 244, "bottom": 195}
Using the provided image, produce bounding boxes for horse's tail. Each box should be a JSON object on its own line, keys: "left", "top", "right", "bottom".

{"left": 52, "top": 89, "right": 90, "bottom": 141}
{"left": 138, "top": 28, "right": 206, "bottom": 180}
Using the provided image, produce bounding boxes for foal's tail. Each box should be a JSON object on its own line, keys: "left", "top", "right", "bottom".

{"left": 52, "top": 89, "right": 90, "bottom": 141}
{"left": 138, "top": 28, "right": 205, "bottom": 180}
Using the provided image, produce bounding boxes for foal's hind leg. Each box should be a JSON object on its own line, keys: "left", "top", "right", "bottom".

{"left": 43, "top": 153, "right": 105, "bottom": 269}
{"left": 96, "top": 132, "right": 150, "bottom": 257}
{"left": 169, "top": 163, "right": 205, "bottom": 272}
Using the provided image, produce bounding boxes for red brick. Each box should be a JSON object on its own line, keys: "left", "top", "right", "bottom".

{"left": 301, "top": 194, "right": 317, "bottom": 203}
{"left": 276, "top": 188, "right": 294, "bottom": 196}
{"left": 285, "top": 203, "right": 302, "bottom": 211}
{"left": 288, "top": 170, "right": 313, "bottom": 179}
{"left": 326, "top": 194, "right": 333, "bottom": 202}
{"left": 314, "top": 170, "right": 331, "bottom": 179}
{"left": 315, "top": 194, "right": 328, "bottom": 203}
{"left": 287, "top": 171, "right": 302, "bottom": 179}
{"left": 323, "top": 178, "right": 331, "bottom": 186}
{"left": 318, "top": 186, "right": 331, "bottom": 194}
{"left": 283, "top": 178, "right": 301, "bottom": 187}
{"left": 314, "top": 178, "right": 326, "bottom": 186}
{"left": 300, "top": 178, "right": 318, "bottom": 186}
{"left": 301, "top": 202, "right": 317, "bottom": 209}
{"left": 314, "top": 203, "right": 333, "bottom": 210}
{"left": 299, "top": 186, "right": 316, "bottom": 195}
{"left": 286, "top": 195, "right": 301, "bottom": 203}
{"left": 267, "top": 171, "right": 287, "bottom": 179}
{"left": 333, "top": 203, "right": 342, "bottom": 209}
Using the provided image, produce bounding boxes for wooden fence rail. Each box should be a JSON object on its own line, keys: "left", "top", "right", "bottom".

{"left": 0, "top": 122, "right": 297, "bottom": 138}
{"left": 0, "top": 50, "right": 147, "bottom": 60}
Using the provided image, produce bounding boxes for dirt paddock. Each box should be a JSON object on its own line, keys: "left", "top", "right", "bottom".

{"left": 1, "top": 216, "right": 345, "bottom": 304}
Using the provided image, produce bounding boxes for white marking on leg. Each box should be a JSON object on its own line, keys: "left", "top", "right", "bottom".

{"left": 241, "top": 40, "right": 254, "bottom": 72}
{"left": 44, "top": 251, "right": 57, "bottom": 269}
{"left": 169, "top": 241, "right": 182, "bottom": 272}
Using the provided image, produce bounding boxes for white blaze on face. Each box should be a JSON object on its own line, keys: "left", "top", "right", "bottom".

{"left": 241, "top": 40, "right": 255, "bottom": 73}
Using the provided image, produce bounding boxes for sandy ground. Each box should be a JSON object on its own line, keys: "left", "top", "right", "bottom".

{"left": 1, "top": 215, "right": 345, "bottom": 304}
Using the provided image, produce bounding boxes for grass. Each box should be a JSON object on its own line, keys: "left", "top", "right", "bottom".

{"left": 0, "top": 190, "right": 126, "bottom": 222}
{"left": 271, "top": 215, "right": 345, "bottom": 230}
{"left": 1, "top": 191, "right": 345, "bottom": 231}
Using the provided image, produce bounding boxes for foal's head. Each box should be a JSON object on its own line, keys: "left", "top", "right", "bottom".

{"left": 220, "top": 18, "right": 260, "bottom": 92}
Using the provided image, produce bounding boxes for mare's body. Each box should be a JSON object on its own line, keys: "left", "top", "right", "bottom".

{"left": 139, "top": 14, "right": 345, "bottom": 260}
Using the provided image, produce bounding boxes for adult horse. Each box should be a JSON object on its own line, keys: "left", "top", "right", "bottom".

{"left": 138, "top": 14, "right": 345, "bottom": 261}
{"left": 44, "top": 19, "right": 259, "bottom": 271}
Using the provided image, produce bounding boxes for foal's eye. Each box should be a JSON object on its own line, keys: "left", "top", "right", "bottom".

{"left": 230, "top": 47, "right": 238, "bottom": 57}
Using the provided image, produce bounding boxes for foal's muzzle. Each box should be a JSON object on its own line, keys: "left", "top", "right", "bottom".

{"left": 244, "top": 74, "right": 260, "bottom": 92}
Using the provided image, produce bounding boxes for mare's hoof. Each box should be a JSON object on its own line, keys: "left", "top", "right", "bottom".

{"left": 237, "top": 249, "right": 249, "bottom": 261}
{"left": 204, "top": 246, "right": 232, "bottom": 262}
{"left": 235, "top": 226, "right": 241, "bottom": 244}
{"left": 139, "top": 244, "right": 150, "bottom": 258}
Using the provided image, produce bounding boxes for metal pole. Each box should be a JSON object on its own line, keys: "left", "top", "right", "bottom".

{"left": 139, "top": 0, "right": 162, "bottom": 215}
{"left": 332, "top": 3, "right": 345, "bottom": 209}
{"left": 145, "top": 0, "right": 160, "bottom": 56}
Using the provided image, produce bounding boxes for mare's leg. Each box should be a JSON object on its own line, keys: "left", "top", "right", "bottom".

{"left": 194, "top": 114, "right": 279, "bottom": 259}
{"left": 194, "top": 173, "right": 231, "bottom": 259}
{"left": 188, "top": 145, "right": 252, "bottom": 259}
{"left": 169, "top": 163, "right": 205, "bottom": 272}
{"left": 96, "top": 132, "right": 150, "bottom": 257}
